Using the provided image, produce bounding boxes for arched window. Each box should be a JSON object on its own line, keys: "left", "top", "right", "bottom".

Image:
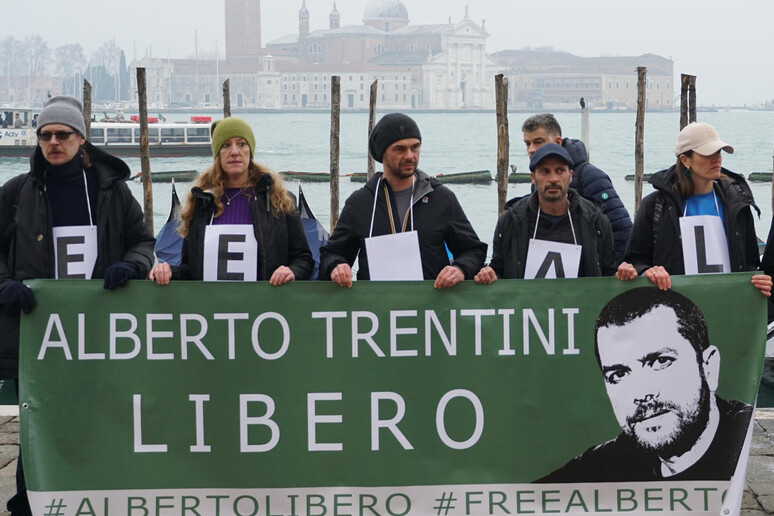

{"left": 375, "top": 44, "right": 385, "bottom": 53}
{"left": 309, "top": 43, "right": 322, "bottom": 54}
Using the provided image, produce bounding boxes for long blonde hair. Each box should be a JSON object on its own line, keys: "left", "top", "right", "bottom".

{"left": 178, "top": 159, "right": 295, "bottom": 237}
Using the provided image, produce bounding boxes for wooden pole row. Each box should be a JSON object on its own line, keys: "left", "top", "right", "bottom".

{"left": 108, "top": 69, "right": 714, "bottom": 248}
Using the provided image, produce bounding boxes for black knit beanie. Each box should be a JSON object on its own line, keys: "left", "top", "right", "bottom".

{"left": 368, "top": 113, "right": 421, "bottom": 163}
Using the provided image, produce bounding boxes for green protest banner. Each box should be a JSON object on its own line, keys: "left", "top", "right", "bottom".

{"left": 20, "top": 274, "right": 765, "bottom": 515}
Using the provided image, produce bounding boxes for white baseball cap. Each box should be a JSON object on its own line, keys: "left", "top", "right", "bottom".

{"left": 675, "top": 122, "right": 734, "bottom": 156}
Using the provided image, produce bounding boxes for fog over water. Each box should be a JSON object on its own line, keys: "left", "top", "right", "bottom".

{"left": 3, "top": 0, "right": 774, "bottom": 106}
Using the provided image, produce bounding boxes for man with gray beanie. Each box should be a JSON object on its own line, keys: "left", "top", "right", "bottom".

{"left": 320, "top": 113, "right": 486, "bottom": 288}
{"left": 0, "top": 95, "right": 155, "bottom": 515}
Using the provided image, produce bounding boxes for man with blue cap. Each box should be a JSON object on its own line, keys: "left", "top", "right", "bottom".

{"left": 475, "top": 142, "right": 616, "bottom": 282}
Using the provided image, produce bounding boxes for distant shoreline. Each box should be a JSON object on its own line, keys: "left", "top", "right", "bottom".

{"left": 66, "top": 107, "right": 767, "bottom": 115}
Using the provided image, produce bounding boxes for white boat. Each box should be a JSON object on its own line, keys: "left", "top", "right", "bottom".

{"left": 0, "top": 108, "right": 213, "bottom": 158}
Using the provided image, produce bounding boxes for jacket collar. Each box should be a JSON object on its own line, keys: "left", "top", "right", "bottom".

{"left": 191, "top": 172, "right": 275, "bottom": 211}
{"left": 30, "top": 141, "right": 131, "bottom": 189}
{"left": 525, "top": 188, "right": 580, "bottom": 214}
{"left": 365, "top": 169, "right": 437, "bottom": 203}
{"left": 649, "top": 165, "right": 757, "bottom": 213}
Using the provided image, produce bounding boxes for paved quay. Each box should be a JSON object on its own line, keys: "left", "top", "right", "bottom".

{"left": 0, "top": 409, "right": 771, "bottom": 515}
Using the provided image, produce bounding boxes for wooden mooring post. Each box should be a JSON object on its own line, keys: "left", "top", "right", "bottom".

{"left": 137, "top": 67, "right": 154, "bottom": 236}
{"left": 82, "top": 80, "right": 92, "bottom": 140}
{"left": 330, "top": 76, "right": 341, "bottom": 231}
{"left": 367, "top": 80, "right": 378, "bottom": 180}
{"left": 223, "top": 79, "right": 231, "bottom": 118}
{"left": 771, "top": 149, "right": 774, "bottom": 213}
{"left": 495, "top": 74, "right": 509, "bottom": 215}
{"left": 580, "top": 98, "right": 590, "bottom": 161}
{"left": 634, "top": 67, "right": 647, "bottom": 215}
{"left": 680, "top": 74, "right": 697, "bottom": 129}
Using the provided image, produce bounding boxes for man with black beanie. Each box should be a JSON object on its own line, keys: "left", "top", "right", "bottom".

{"left": 320, "top": 113, "right": 486, "bottom": 288}
{"left": 0, "top": 96, "right": 155, "bottom": 515}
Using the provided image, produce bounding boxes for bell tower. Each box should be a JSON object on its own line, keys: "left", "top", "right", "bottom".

{"left": 225, "top": 0, "right": 262, "bottom": 59}
{"left": 299, "top": 0, "right": 310, "bottom": 38}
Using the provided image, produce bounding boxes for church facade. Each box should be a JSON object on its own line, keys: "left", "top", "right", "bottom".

{"left": 128, "top": 1, "right": 673, "bottom": 112}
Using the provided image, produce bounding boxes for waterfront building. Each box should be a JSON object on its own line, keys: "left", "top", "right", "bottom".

{"left": 0, "top": 76, "right": 61, "bottom": 107}
{"left": 125, "top": 0, "right": 674, "bottom": 112}
{"left": 499, "top": 49, "right": 674, "bottom": 111}
{"left": 267, "top": 1, "right": 500, "bottom": 110}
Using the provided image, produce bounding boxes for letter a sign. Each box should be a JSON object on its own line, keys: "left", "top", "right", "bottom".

{"left": 524, "top": 239, "right": 582, "bottom": 279}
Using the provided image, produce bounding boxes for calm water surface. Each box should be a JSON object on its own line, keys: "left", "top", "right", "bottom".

{"left": 3, "top": 110, "right": 774, "bottom": 246}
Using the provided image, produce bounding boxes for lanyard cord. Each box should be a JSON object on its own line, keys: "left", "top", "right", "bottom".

{"left": 82, "top": 170, "right": 95, "bottom": 226}
{"left": 533, "top": 200, "right": 577, "bottom": 245}
{"left": 368, "top": 175, "right": 416, "bottom": 237}
{"left": 683, "top": 188, "right": 721, "bottom": 217}
{"left": 368, "top": 176, "right": 382, "bottom": 238}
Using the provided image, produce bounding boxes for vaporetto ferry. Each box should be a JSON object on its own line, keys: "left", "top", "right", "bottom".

{"left": 0, "top": 108, "right": 213, "bottom": 158}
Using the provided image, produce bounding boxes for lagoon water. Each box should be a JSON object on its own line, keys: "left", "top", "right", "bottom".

{"left": 3, "top": 109, "right": 774, "bottom": 254}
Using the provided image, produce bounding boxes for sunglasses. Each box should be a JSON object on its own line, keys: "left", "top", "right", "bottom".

{"left": 38, "top": 130, "right": 78, "bottom": 141}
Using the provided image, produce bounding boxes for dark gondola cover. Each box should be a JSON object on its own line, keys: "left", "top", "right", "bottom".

{"left": 155, "top": 180, "right": 183, "bottom": 265}
{"left": 298, "top": 184, "right": 329, "bottom": 280}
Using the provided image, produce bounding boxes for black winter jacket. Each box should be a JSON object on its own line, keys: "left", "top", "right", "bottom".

{"left": 489, "top": 190, "right": 616, "bottom": 279}
{"left": 0, "top": 142, "right": 156, "bottom": 378}
{"left": 319, "top": 170, "right": 486, "bottom": 280}
{"left": 562, "top": 138, "right": 633, "bottom": 265}
{"left": 625, "top": 166, "right": 760, "bottom": 276}
{"left": 171, "top": 173, "right": 314, "bottom": 281}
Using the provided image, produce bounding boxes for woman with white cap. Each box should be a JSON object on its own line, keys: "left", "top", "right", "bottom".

{"left": 616, "top": 122, "right": 771, "bottom": 296}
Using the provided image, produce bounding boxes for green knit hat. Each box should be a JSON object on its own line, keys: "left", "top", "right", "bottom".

{"left": 210, "top": 117, "right": 256, "bottom": 159}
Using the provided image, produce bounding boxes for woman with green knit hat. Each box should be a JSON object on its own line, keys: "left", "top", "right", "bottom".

{"left": 148, "top": 117, "right": 313, "bottom": 284}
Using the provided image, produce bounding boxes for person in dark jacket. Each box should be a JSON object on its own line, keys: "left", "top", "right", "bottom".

{"left": 616, "top": 122, "right": 771, "bottom": 297}
{"left": 148, "top": 117, "right": 313, "bottom": 285}
{"left": 0, "top": 95, "right": 155, "bottom": 516}
{"left": 474, "top": 143, "right": 616, "bottom": 282}
{"left": 522, "top": 113, "right": 632, "bottom": 264}
{"left": 760, "top": 219, "right": 774, "bottom": 321}
{"left": 319, "top": 113, "right": 486, "bottom": 288}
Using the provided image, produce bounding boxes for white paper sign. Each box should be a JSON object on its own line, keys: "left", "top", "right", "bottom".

{"left": 524, "top": 238, "right": 582, "bottom": 279}
{"left": 365, "top": 230, "right": 423, "bottom": 281}
{"left": 680, "top": 215, "right": 731, "bottom": 275}
{"left": 203, "top": 224, "right": 258, "bottom": 281}
{"left": 52, "top": 225, "right": 98, "bottom": 279}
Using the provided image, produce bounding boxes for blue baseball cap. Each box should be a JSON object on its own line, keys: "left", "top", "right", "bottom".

{"left": 529, "top": 143, "right": 573, "bottom": 172}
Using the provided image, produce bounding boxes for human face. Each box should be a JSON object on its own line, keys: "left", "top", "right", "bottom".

{"left": 38, "top": 123, "right": 85, "bottom": 166}
{"left": 218, "top": 137, "right": 251, "bottom": 187}
{"left": 382, "top": 137, "right": 420, "bottom": 183}
{"left": 597, "top": 305, "right": 714, "bottom": 455}
{"left": 523, "top": 128, "right": 562, "bottom": 157}
{"left": 531, "top": 156, "right": 572, "bottom": 205}
{"left": 681, "top": 151, "right": 722, "bottom": 193}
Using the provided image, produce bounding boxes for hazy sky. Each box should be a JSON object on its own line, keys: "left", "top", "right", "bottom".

{"left": 4, "top": 0, "right": 771, "bottom": 106}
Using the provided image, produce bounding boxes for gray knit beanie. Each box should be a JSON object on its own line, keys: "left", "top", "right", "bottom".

{"left": 37, "top": 96, "right": 86, "bottom": 136}
{"left": 368, "top": 113, "right": 421, "bottom": 163}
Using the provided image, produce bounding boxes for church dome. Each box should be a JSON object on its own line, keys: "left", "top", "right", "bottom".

{"left": 363, "top": 0, "right": 408, "bottom": 21}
